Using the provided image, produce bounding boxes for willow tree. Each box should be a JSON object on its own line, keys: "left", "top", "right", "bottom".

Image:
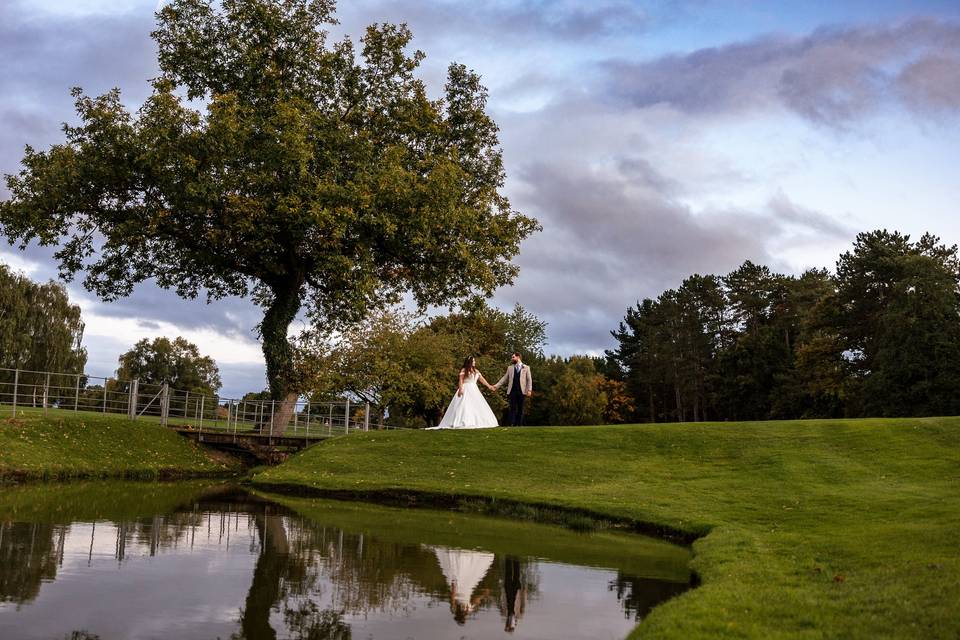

{"left": 0, "top": 0, "right": 539, "bottom": 432}
{"left": 0, "top": 263, "right": 87, "bottom": 375}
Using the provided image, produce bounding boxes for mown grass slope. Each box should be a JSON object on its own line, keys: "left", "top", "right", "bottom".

{"left": 253, "top": 418, "right": 960, "bottom": 639}
{"left": 1, "top": 408, "right": 239, "bottom": 481}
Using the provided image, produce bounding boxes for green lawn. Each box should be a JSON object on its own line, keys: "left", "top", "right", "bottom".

{"left": 1, "top": 408, "right": 241, "bottom": 481}
{"left": 252, "top": 418, "right": 960, "bottom": 639}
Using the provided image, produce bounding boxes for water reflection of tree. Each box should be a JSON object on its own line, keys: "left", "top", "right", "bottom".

{"left": 233, "top": 511, "right": 550, "bottom": 637}
{"left": 283, "top": 601, "right": 351, "bottom": 640}
{"left": 0, "top": 522, "right": 65, "bottom": 605}
{"left": 610, "top": 573, "right": 690, "bottom": 621}
{"left": 285, "top": 519, "right": 444, "bottom": 616}
{"left": 235, "top": 511, "right": 439, "bottom": 638}
{"left": 237, "top": 510, "right": 294, "bottom": 640}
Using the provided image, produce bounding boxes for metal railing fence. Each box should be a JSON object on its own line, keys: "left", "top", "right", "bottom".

{"left": 0, "top": 366, "right": 399, "bottom": 437}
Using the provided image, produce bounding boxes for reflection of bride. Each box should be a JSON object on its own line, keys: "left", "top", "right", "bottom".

{"left": 431, "top": 546, "right": 495, "bottom": 624}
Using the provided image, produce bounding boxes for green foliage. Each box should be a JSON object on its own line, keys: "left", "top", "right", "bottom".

{"left": 545, "top": 356, "right": 607, "bottom": 425}
{"left": 0, "top": 263, "right": 87, "bottom": 373}
{"left": 241, "top": 390, "right": 272, "bottom": 403}
{"left": 115, "top": 336, "right": 222, "bottom": 394}
{"left": 835, "top": 230, "right": 960, "bottom": 416}
{"left": 0, "top": 0, "right": 538, "bottom": 405}
{"left": 301, "top": 309, "right": 461, "bottom": 427}
{"left": 254, "top": 417, "right": 960, "bottom": 639}
{"left": 426, "top": 301, "right": 548, "bottom": 364}
{"left": 611, "top": 230, "right": 960, "bottom": 421}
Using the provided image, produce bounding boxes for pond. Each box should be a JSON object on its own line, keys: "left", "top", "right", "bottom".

{"left": 0, "top": 481, "right": 693, "bottom": 640}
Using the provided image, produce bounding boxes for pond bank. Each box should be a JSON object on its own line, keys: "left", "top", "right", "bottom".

{"left": 0, "top": 409, "right": 242, "bottom": 482}
{"left": 251, "top": 418, "right": 960, "bottom": 639}
{"left": 251, "top": 481, "right": 702, "bottom": 544}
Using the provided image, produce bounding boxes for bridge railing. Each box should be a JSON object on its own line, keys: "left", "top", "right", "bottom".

{"left": 0, "top": 366, "right": 398, "bottom": 437}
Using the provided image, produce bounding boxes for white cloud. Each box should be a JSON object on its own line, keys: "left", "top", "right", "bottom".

{"left": 77, "top": 296, "right": 265, "bottom": 366}
{"left": 0, "top": 248, "right": 43, "bottom": 276}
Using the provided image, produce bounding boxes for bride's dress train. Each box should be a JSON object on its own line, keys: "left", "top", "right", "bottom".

{"left": 429, "top": 371, "right": 499, "bottom": 429}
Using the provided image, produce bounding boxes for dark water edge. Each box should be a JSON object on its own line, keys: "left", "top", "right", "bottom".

{"left": 250, "top": 481, "right": 705, "bottom": 544}
{"left": 0, "top": 481, "right": 694, "bottom": 640}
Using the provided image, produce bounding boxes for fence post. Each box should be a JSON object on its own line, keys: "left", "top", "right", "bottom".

{"left": 11, "top": 369, "right": 18, "bottom": 417}
{"left": 103, "top": 378, "right": 108, "bottom": 413}
{"left": 74, "top": 374, "right": 81, "bottom": 412}
{"left": 328, "top": 403, "right": 333, "bottom": 436}
{"left": 128, "top": 379, "right": 139, "bottom": 420}
{"left": 160, "top": 383, "right": 170, "bottom": 427}
{"left": 43, "top": 372, "right": 50, "bottom": 413}
{"left": 345, "top": 399, "right": 351, "bottom": 434}
{"left": 184, "top": 391, "right": 190, "bottom": 419}
{"left": 364, "top": 403, "right": 370, "bottom": 431}
{"left": 305, "top": 402, "right": 311, "bottom": 440}
{"left": 198, "top": 395, "right": 204, "bottom": 434}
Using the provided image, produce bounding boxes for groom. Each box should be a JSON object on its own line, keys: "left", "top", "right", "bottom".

{"left": 493, "top": 352, "right": 533, "bottom": 427}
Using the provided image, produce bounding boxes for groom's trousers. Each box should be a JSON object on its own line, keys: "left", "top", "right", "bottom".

{"left": 508, "top": 392, "right": 526, "bottom": 427}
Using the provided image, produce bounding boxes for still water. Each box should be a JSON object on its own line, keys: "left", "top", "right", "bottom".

{"left": 0, "top": 482, "right": 692, "bottom": 640}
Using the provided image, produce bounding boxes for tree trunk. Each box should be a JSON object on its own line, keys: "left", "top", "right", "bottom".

{"left": 261, "top": 281, "right": 302, "bottom": 436}
{"left": 241, "top": 509, "right": 292, "bottom": 639}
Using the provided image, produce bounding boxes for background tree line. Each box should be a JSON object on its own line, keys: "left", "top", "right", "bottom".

{"left": 609, "top": 230, "right": 960, "bottom": 422}
{"left": 1, "top": 261, "right": 629, "bottom": 427}
{"left": 8, "top": 227, "right": 958, "bottom": 426}
{"left": 300, "top": 302, "right": 632, "bottom": 428}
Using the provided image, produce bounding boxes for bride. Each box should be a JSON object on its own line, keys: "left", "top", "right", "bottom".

{"left": 429, "top": 357, "right": 499, "bottom": 429}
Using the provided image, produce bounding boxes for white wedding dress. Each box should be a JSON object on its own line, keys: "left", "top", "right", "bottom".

{"left": 429, "top": 371, "right": 499, "bottom": 429}
{"left": 431, "top": 546, "right": 495, "bottom": 612}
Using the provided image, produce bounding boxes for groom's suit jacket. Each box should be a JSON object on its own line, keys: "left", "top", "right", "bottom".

{"left": 495, "top": 364, "right": 533, "bottom": 396}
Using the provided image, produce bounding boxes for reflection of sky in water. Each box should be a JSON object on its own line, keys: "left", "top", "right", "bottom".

{"left": 0, "top": 500, "right": 687, "bottom": 640}
{"left": 0, "top": 518, "right": 260, "bottom": 639}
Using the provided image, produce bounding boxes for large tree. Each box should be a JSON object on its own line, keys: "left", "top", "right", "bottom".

{"left": 835, "top": 230, "right": 960, "bottom": 416}
{"left": 0, "top": 0, "right": 538, "bottom": 433}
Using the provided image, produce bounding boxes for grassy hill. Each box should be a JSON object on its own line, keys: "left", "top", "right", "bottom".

{"left": 252, "top": 417, "right": 960, "bottom": 639}
{"left": 1, "top": 407, "right": 240, "bottom": 481}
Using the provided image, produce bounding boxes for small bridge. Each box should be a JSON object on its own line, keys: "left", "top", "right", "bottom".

{"left": 172, "top": 427, "right": 331, "bottom": 464}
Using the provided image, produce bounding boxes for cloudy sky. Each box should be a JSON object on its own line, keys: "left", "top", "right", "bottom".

{"left": 3, "top": 0, "right": 960, "bottom": 397}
